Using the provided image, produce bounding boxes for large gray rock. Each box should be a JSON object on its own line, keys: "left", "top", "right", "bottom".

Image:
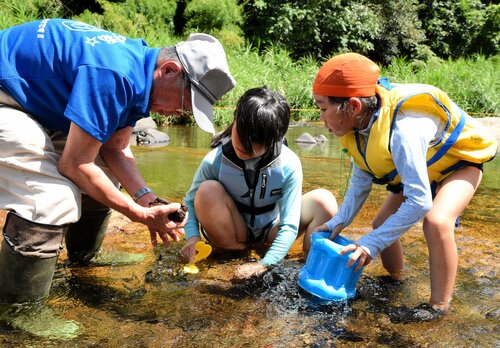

{"left": 135, "top": 129, "right": 170, "bottom": 145}
{"left": 133, "top": 118, "right": 157, "bottom": 132}
{"left": 130, "top": 118, "right": 170, "bottom": 146}
{"left": 295, "top": 132, "right": 317, "bottom": 144}
{"left": 295, "top": 132, "right": 329, "bottom": 144}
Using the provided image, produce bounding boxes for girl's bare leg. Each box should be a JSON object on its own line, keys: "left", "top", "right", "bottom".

{"left": 424, "top": 166, "right": 482, "bottom": 309}
{"left": 298, "top": 188, "right": 338, "bottom": 255}
{"left": 375, "top": 192, "right": 405, "bottom": 280}
{"left": 194, "top": 180, "right": 247, "bottom": 250}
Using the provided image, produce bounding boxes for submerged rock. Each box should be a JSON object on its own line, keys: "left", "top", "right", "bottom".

{"left": 134, "top": 117, "right": 157, "bottom": 132}
{"left": 295, "top": 132, "right": 329, "bottom": 144}
{"left": 315, "top": 134, "right": 328, "bottom": 143}
{"left": 295, "top": 132, "right": 317, "bottom": 144}
{"left": 131, "top": 118, "right": 170, "bottom": 146}
{"left": 135, "top": 129, "right": 170, "bottom": 146}
{"left": 0, "top": 304, "right": 79, "bottom": 340}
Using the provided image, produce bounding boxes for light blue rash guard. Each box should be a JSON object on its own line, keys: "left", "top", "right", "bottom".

{"left": 184, "top": 142, "right": 303, "bottom": 265}
{"left": 0, "top": 18, "right": 158, "bottom": 142}
{"left": 326, "top": 111, "right": 443, "bottom": 259}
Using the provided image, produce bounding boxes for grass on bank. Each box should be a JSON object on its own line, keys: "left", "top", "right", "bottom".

{"left": 179, "top": 48, "right": 499, "bottom": 127}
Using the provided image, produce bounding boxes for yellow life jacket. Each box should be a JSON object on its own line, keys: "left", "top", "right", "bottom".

{"left": 340, "top": 78, "right": 498, "bottom": 186}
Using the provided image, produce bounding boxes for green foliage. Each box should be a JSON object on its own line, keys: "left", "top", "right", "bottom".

{"left": 369, "top": 0, "right": 428, "bottom": 65}
{"left": 380, "top": 55, "right": 499, "bottom": 114}
{"left": 0, "top": 0, "right": 497, "bottom": 125}
{"left": 242, "top": 0, "right": 497, "bottom": 63}
{"left": 0, "top": 0, "right": 177, "bottom": 41}
{"left": 184, "top": 0, "right": 240, "bottom": 32}
{"left": 73, "top": 0, "right": 177, "bottom": 39}
{"left": 183, "top": 0, "right": 244, "bottom": 47}
{"left": 243, "top": 0, "right": 380, "bottom": 60}
{"left": 0, "top": 0, "right": 64, "bottom": 27}
{"left": 469, "top": 4, "right": 500, "bottom": 57}
{"left": 242, "top": 0, "right": 432, "bottom": 64}
{"left": 419, "top": 0, "right": 499, "bottom": 58}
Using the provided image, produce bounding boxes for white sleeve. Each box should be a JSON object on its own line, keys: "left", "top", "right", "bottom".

{"left": 357, "top": 111, "right": 439, "bottom": 258}
{"left": 325, "top": 163, "right": 372, "bottom": 231}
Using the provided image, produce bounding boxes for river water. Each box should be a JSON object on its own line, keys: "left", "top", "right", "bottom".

{"left": 0, "top": 123, "right": 498, "bottom": 347}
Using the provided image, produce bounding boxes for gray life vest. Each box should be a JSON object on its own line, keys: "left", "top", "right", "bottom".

{"left": 219, "top": 139, "right": 285, "bottom": 234}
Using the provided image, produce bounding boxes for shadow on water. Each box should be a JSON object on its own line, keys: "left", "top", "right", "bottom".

{"left": 0, "top": 123, "right": 498, "bottom": 347}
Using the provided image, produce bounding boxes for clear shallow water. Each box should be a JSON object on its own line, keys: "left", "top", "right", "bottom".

{"left": 0, "top": 123, "right": 498, "bottom": 347}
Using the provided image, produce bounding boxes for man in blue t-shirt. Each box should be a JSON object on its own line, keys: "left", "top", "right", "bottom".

{"left": 0, "top": 19, "right": 236, "bottom": 304}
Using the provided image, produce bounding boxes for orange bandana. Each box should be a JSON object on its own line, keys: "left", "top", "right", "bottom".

{"left": 313, "top": 53, "right": 379, "bottom": 97}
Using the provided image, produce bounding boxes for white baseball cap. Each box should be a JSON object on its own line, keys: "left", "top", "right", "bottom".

{"left": 175, "top": 33, "right": 236, "bottom": 133}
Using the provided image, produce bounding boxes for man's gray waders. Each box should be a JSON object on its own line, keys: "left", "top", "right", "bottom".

{"left": 0, "top": 212, "right": 65, "bottom": 303}
{"left": 65, "top": 195, "right": 111, "bottom": 264}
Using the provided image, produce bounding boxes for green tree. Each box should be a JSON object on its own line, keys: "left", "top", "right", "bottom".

{"left": 470, "top": 3, "right": 499, "bottom": 57}
{"left": 419, "top": 0, "right": 499, "bottom": 58}
{"left": 183, "top": 0, "right": 244, "bottom": 46}
{"left": 73, "top": 0, "right": 177, "bottom": 40}
{"left": 243, "top": 0, "right": 381, "bottom": 60}
{"left": 242, "top": 0, "right": 432, "bottom": 64}
{"left": 369, "top": 0, "right": 429, "bottom": 65}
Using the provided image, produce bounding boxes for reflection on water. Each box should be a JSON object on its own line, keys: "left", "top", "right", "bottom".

{"left": 0, "top": 123, "right": 498, "bottom": 347}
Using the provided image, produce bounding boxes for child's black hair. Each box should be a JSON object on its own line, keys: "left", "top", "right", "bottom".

{"left": 212, "top": 86, "right": 290, "bottom": 152}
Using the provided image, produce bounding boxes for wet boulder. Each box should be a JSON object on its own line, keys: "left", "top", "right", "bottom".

{"left": 133, "top": 117, "right": 157, "bottom": 132}
{"left": 131, "top": 118, "right": 170, "bottom": 146}
{"left": 135, "top": 129, "right": 170, "bottom": 145}
{"left": 295, "top": 132, "right": 329, "bottom": 144}
{"left": 295, "top": 132, "right": 317, "bottom": 144}
{"left": 315, "top": 134, "right": 328, "bottom": 143}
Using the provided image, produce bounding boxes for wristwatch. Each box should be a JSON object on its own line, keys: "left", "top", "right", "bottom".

{"left": 132, "top": 187, "right": 152, "bottom": 201}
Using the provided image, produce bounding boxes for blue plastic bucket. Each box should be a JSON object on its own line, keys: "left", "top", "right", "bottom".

{"left": 298, "top": 232, "right": 364, "bottom": 301}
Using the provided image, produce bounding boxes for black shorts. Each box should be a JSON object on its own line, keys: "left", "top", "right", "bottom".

{"left": 200, "top": 221, "right": 275, "bottom": 244}
{"left": 386, "top": 161, "right": 484, "bottom": 195}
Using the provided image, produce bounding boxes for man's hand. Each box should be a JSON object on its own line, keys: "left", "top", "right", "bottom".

{"left": 148, "top": 197, "right": 187, "bottom": 222}
{"left": 144, "top": 202, "right": 187, "bottom": 247}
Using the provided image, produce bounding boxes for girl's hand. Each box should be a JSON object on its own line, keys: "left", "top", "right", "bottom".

{"left": 180, "top": 236, "right": 201, "bottom": 263}
{"left": 313, "top": 222, "right": 345, "bottom": 241}
{"left": 233, "top": 262, "right": 268, "bottom": 280}
{"left": 340, "top": 243, "right": 372, "bottom": 272}
{"left": 314, "top": 223, "right": 329, "bottom": 232}
{"left": 328, "top": 223, "right": 345, "bottom": 241}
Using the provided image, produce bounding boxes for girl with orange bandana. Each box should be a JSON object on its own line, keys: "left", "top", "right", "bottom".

{"left": 313, "top": 53, "right": 497, "bottom": 322}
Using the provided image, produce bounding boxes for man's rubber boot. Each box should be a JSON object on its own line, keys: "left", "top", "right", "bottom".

{"left": 0, "top": 212, "right": 64, "bottom": 303}
{"left": 0, "top": 212, "right": 79, "bottom": 339}
{"left": 0, "top": 239, "right": 57, "bottom": 303}
{"left": 65, "top": 210, "right": 111, "bottom": 263}
{"left": 65, "top": 195, "right": 111, "bottom": 264}
{"left": 65, "top": 195, "right": 144, "bottom": 266}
